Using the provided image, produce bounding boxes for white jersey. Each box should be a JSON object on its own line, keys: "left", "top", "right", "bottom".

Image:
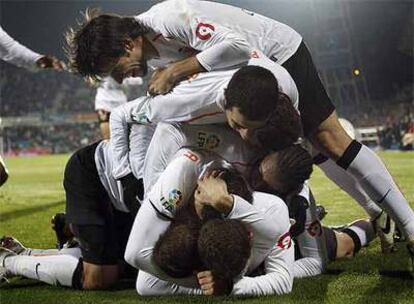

{"left": 136, "top": 0, "right": 302, "bottom": 70}
{"left": 124, "top": 148, "right": 294, "bottom": 295}
{"left": 110, "top": 52, "right": 298, "bottom": 179}
{"left": 292, "top": 182, "right": 328, "bottom": 278}
{"left": 95, "top": 76, "right": 143, "bottom": 112}
{"left": 143, "top": 122, "right": 263, "bottom": 193}
{"left": 0, "top": 26, "right": 42, "bottom": 69}
{"left": 93, "top": 124, "right": 146, "bottom": 212}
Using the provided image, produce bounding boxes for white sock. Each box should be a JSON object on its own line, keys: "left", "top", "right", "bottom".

{"left": 4, "top": 254, "right": 80, "bottom": 287}
{"left": 318, "top": 158, "right": 382, "bottom": 219}
{"left": 26, "top": 247, "right": 81, "bottom": 259}
{"left": 342, "top": 143, "right": 414, "bottom": 241}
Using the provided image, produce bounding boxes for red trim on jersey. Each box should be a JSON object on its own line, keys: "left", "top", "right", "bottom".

{"left": 196, "top": 23, "right": 215, "bottom": 40}
{"left": 277, "top": 231, "right": 292, "bottom": 249}
{"left": 184, "top": 111, "right": 223, "bottom": 123}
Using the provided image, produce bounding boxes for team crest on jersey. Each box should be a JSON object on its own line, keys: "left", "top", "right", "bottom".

{"left": 277, "top": 231, "right": 292, "bottom": 250}
{"left": 196, "top": 23, "right": 215, "bottom": 40}
{"left": 131, "top": 113, "right": 151, "bottom": 124}
{"left": 197, "top": 132, "right": 221, "bottom": 149}
{"left": 160, "top": 189, "right": 183, "bottom": 212}
{"left": 307, "top": 220, "right": 322, "bottom": 237}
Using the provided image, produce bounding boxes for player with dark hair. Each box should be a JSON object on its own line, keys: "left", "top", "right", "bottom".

{"left": 153, "top": 224, "right": 202, "bottom": 279}
{"left": 252, "top": 145, "right": 376, "bottom": 278}
{"left": 125, "top": 144, "right": 294, "bottom": 296}
{"left": 71, "top": 0, "right": 413, "bottom": 261}
{"left": 65, "top": 9, "right": 150, "bottom": 83}
{"left": 197, "top": 219, "right": 251, "bottom": 295}
{"left": 224, "top": 65, "right": 414, "bottom": 262}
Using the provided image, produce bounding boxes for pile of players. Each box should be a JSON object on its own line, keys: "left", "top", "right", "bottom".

{"left": 1, "top": 0, "right": 413, "bottom": 296}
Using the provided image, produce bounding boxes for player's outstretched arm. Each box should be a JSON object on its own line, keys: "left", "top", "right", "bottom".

{"left": 0, "top": 26, "right": 64, "bottom": 71}
{"left": 140, "top": 2, "right": 251, "bottom": 95}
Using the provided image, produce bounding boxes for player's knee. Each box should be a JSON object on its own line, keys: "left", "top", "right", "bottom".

{"left": 311, "top": 124, "right": 353, "bottom": 161}
{"left": 124, "top": 243, "right": 143, "bottom": 269}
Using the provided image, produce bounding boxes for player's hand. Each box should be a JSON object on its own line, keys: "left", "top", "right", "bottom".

{"left": 197, "top": 271, "right": 232, "bottom": 296}
{"left": 36, "top": 55, "right": 66, "bottom": 71}
{"left": 148, "top": 67, "right": 175, "bottom": 96}
{"left": 120, "top": 173, "right": 143, "bottom": 216}
{"left": 197, "top": 271, "right": 215, "bottom": 296}
{"left": 195, "top": 170, "right": 233, "bottom": 215}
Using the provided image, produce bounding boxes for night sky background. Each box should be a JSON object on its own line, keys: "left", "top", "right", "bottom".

{"left": 1, "top": 0, "right": 412, "bottom": 101}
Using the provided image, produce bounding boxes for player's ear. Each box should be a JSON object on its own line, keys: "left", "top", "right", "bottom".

{"left": 124, "top": 38, "right": 135, "bottom": 53}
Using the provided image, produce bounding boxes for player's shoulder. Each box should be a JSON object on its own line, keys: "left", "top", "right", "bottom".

{"left": 253, "top": 191, "right": 289, "bottom": 213}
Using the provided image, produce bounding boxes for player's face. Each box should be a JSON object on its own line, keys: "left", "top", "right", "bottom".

{"left": 250, "top": 156, "right": 285, "bottom": 195}
{"left": 110, "top": 37, "right": 148, "bottom": 83}
{"left": 225, "top": 107, "right": 266, "bottom": 143}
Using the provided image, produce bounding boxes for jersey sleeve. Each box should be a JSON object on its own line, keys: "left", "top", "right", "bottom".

{"left": 109, "top": 75, "right": 226, "bottom": 180}
{"left": 226, "top": 194, "right": 289, "bottom": 250}
{"left": 139, "top": 1, "right": 251, "bottom": 71}
{"left": 0, "top": 26, "right": 42, "bottom": 69}
{"left": 124, "top": 200, "right": 199, "bottom": 288}
{"left": 293, "top": 183, "right": 329, "bottom": 278}
{"left": 145, "top": 150, "right": 200, "bottom": 218}
{"left": 232, "top": 243, "right": 294, "bottom": 296}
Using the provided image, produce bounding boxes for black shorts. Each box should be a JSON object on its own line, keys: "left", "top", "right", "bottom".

{"left": 282, "top": 42, "right": 336, "bottom": 137}
{"left": 63, "top": 142, "right": 134, "bottom": 265}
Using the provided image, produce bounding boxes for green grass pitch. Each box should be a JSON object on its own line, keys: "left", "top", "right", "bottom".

{"left": 1, "top": 152, "right": 413, "bottom": 304}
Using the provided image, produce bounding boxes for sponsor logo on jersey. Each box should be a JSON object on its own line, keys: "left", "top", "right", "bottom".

{"left": 196, "top": 22, "right": 215, "bottom": 40}
{"left": 197, "top": 132, "right": 221, "bottom": 149}
{"left": 131, "top": 113, "right": 151, "bottom": 124}
{"left": 184, "top": 151, "right": 199, "bottom": 162}
{"left": 160, "top": 189, "right": 183, "bottom": 212}
{"left": 307, "top": 220, "right": 322, "bottom": 237}
{"left": 277, "top": 231, "right": 292, "bottom": 249}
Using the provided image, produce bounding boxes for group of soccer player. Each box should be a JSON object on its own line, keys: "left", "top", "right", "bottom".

{"left": 1, "top": 0, "right": 413, "bottom": 296}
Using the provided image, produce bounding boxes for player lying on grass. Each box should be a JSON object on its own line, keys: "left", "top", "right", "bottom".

{"left": 127, "top": 157, "right": 376, "bottom": 296}
{"left": 124, "top": 151, "right": 295, "bottom": 296}
{"left": 141, "top": 122, "right": 376, "bottom": 281}
{"left": 109, "top": 61, "right": 413, "bottom": 271}
{"left": 66, "top": 1, "right": 407, "bottom": 257}
{"left": 130, "top": 114, "right": 378, "bottom": 279}
{"left": 0, "top": 127, "right": 145, "bottom": 289}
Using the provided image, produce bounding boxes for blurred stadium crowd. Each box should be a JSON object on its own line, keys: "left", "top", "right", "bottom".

{"left": 0, "top": 60, "right": 413, "bottom": 155}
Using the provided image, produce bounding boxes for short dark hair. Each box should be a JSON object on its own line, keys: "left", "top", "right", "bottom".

{"left": 224, "top": 65, "right": 280, "bottom": 121}
{"left": 198, "top": 219, "right": 251, "bottom": 282}
{"left": 65, "top": 8, "right": 149, "bottom": 81}
{"left": 220, "top": 168, "right": 253, "bottom": 204}
{"left": 261, "top": 145, "right": 313, "bottom": 196}
{"left": 198, "top": 167, "right": 253, "bottom": 221}
{"left": 153, "top": 223, "right": 201, "bottom": 278}
{"left": 255, "top": 93, "right": 303, "bottom": 151}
